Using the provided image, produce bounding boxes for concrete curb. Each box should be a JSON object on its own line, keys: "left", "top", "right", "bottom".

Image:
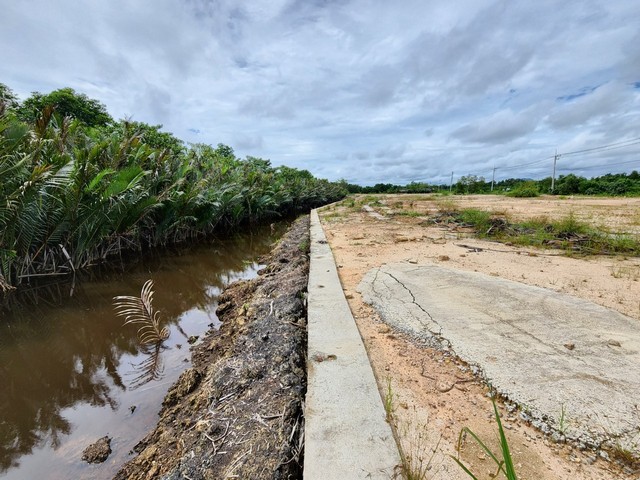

{"left": 303, "top": 209, "right": 400, "bottom": 479}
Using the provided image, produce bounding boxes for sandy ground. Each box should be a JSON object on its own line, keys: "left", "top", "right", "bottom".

{"left": 318, "top": 194, "right": 640, "bottom": 480}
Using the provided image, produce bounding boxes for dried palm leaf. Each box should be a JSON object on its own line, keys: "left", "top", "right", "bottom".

{"left": 113, "top": 279, "right": 170, "bottom": 344}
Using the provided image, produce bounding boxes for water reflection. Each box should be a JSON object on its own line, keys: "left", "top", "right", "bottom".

{"left": 0, "top": 222, "right": 287, "bottom": 478}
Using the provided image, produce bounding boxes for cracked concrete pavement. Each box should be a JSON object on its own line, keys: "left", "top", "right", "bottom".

{"left": 357, "top": 262, "right": 640, "bottom": 453}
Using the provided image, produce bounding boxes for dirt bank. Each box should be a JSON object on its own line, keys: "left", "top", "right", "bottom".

{"left": 114, "top": 216, "right": 310, "bottom": 480}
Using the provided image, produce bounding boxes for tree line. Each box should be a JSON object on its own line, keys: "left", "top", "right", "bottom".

{"left": 345, "top": 171, "right": 640, "bottom": 196}
{"left": 0, "top": 83, "right": 347, "bottom": 291}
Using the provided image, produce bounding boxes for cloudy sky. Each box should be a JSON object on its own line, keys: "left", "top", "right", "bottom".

{"left": 2, "top": 1, "right": 639, "bottom": 185}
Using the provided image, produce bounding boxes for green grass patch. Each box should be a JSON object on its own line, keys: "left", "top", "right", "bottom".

{"left": 458, "top": 209, "right": 493, "bottom": 236}
{"left": 506, "top": 181, "right": 540, "bottom": 198}
{"left": 451, "top": 210, "right": 640, "bottom": 256}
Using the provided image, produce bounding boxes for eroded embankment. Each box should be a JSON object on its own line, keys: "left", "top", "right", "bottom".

{"left": 114, "top": 216, "right": 309, "bottom": 480}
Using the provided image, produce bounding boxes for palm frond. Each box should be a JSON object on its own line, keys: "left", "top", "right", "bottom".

{"left": 113, "top": 279, "right": 170, "bottom": 344}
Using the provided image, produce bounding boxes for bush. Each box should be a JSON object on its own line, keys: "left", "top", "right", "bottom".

{"left": 507, "top": 182, "right": 539, "bottom": 198}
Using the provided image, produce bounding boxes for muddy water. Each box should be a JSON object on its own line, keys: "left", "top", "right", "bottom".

{"left": 0, "top": 223, "right": 288, "bottom": 480}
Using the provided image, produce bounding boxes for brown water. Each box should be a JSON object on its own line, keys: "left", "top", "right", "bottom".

{"left": 0, "top": 223, "right": 287, "bottom": 479}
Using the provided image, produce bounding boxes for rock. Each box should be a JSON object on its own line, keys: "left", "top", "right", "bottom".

{"left": 82, "top": 436, "right": 112, "bottom": 464}
{"left": 187, "top": 335, "right": 199, "bottom": 344}
{"left": 607, "top": 339, "right": 621, "bottom": 347}
{"left": 564, "top": 343, "right": 575, "bottom": 350}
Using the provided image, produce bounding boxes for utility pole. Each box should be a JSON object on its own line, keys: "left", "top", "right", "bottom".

{"left": 491, "top": 166, "right": 496, "bottom": 191}
{"left": 449, "top": 171, "right": 454, "bottom": 192}
{"left": 551, "top": 150, "right": 559, "bottom": 193}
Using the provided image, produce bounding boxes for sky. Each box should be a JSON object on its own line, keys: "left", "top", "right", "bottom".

{"left": 1, "top": 1, "right": 639, "bottom": 185}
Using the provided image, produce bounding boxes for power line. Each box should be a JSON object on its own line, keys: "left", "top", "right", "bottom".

{"left": 498, "top": 157, "right": 550, "bottom": 171}
{"left": 557, "top": 158, "right": 639, "bottom": 172}
{"left": 559, "top": 137, "right": 640, "bottom": 156}
{"left": 453, "top": 137, "right": 640, "bottom": 181}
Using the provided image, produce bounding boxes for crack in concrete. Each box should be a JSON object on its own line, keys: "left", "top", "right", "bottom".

{"left": 377, "top": 267, "right": 447, "bottom": 340}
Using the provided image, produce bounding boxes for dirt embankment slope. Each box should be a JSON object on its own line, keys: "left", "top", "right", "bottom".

{"left": 115, "top": 216, "right": 310, "bottom": 480}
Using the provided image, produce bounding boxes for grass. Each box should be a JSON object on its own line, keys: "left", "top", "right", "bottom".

{"left": 394, "top": 210, "right": 423, "bottom": 217}
{"left": 298, "top": 238, "right": 310, "bottom": 253}
{"left": 610, "top": 443, "right": 639, "bottom": 466}
{"left": 384, "top": 380, "right": 438, "bottom": 480}
{"left": 506, "top": 182, "right": 540, "bottom": 198}
{"left": 459, "top": 209, "right": 493, "bottom": 236}
{"left": 450, "top": 210, "right": 640, "bottom": 256}
{"left": 432, "top": 196, "right": 458, "bottom": 212}
{"left": 558, "top": 404, "right": 568, "bottom": 434}
{"left": 452, "top": 400, "right": 519, "bottom": 480}
{"left": 384, "top": 377, "right": 395, "bottom": 422}
{"left": 396, "top": 419, "right": 440, "bottom": 480}
{"left": 611, "top": 265, "right": 640, "bottom": 280}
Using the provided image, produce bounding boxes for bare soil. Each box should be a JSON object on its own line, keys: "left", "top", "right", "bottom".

{"left": 319, "top": 194, "right": 640, "bottom": 480}
{"left": 113, "top": 216, "right": 310, "bottom": 480}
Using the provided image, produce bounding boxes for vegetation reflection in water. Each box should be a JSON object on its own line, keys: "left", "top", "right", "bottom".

{"left": 0, "top": 221, "right": 287, "bottom": 480}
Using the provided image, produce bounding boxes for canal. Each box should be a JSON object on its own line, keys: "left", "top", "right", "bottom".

{"left": 0, "top": 222, "right": 287, "bottom": 479}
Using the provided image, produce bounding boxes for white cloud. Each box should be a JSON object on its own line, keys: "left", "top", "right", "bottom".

{"left": 1, "top": 0, "right": 639, "bottom": 184}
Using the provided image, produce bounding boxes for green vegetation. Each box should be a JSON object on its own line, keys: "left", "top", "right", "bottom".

{"left": 396, "top": 421, "right": 438, "bottom": 480}
{"left": 459, "top": 209, "right": 493, "bottom": 235}
{"left": 298, "top": 238, "right": 310, "bottom": 253}
{"left": 383, "top": 380, "right": 437, "bottom": 480}
{"left": 453, "top": 401, "right": 519, "bottom": 480}
{"left": 452, "top": 210, "right": 640, "bottom": 256}
{"left": 16, "top": 87, "right": 113, "bottom": 127}
{"left": 394, "top": 209, "right": 422, "bottom": 217}
{"left": 343, "top": 172, "right": 640, "bottom": 197}
{"left": 384, "top": 377, "right": 395, "bottom": 422}
{"left": 0, "top": 84, "right": 346, "bottom": 290}
{"left": 506, "top": 181, "right": 539, "bottom": 198}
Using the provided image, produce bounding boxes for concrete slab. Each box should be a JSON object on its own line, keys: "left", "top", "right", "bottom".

{"left": 358, "top": 263, "right": 640, "bottom": 453}
{"left": 304, "top": 210, "right": 400, "bottom": 479}
{"left": 362, "top": 204, "right": 387, "bottom": 220}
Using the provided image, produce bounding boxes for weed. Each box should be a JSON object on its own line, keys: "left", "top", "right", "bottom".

{"left": 433, "top": 197, "right": 458, "bottom": 212}
{"left": 611, "top": 266, "right": 640, "bottom": 282}
{"left": 395, "top": 210, "right": 422, "bottom": 217}
{"left": 452, "top": 400, "right": 519, "bottom": 480}
{"left": 610, "top": 445, "right": 637, "bottom": 464}
{"left": 384, "top": 380, "right": 439, "bottom": 480}
{"left": 459, "top": 209, "right": 493, "bottom": 236}
{"left": 558, "top": 403, "right": 568, "bottom": 434}
{"left": 506, "top": 181, "right": 539, "bottom": 198}
{"left": 343, "top": 197, "right": 356, "bottom": 208}
{"left": 440, "top": 206, "right": 640, "bottom": 256}
{"left": 298, "top": 239, "right": 310, "bottom": 253}
{"left": 553, "top": 212, "right": 588, "bottom": 237}
{"left": 396, "top": 419, "right": 440, "bottom": 480}
{"left": 384, "top": 377, "right": 395, "bottom": 422}
{"left": 321, "top": 211, "right": 345, "bottom": 222}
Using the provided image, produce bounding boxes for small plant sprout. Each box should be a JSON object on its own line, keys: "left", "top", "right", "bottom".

{"left": 452, "top": 399, "right": 519, "bottom": 480}
{"left": 384, "top": 377, "right": 396, "bottom": 422}
{"left": 558, "top": 403, "right": 568, "bottom": 434}
{"left": 114, "top": 279, "right": 170, "bottom": 345}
